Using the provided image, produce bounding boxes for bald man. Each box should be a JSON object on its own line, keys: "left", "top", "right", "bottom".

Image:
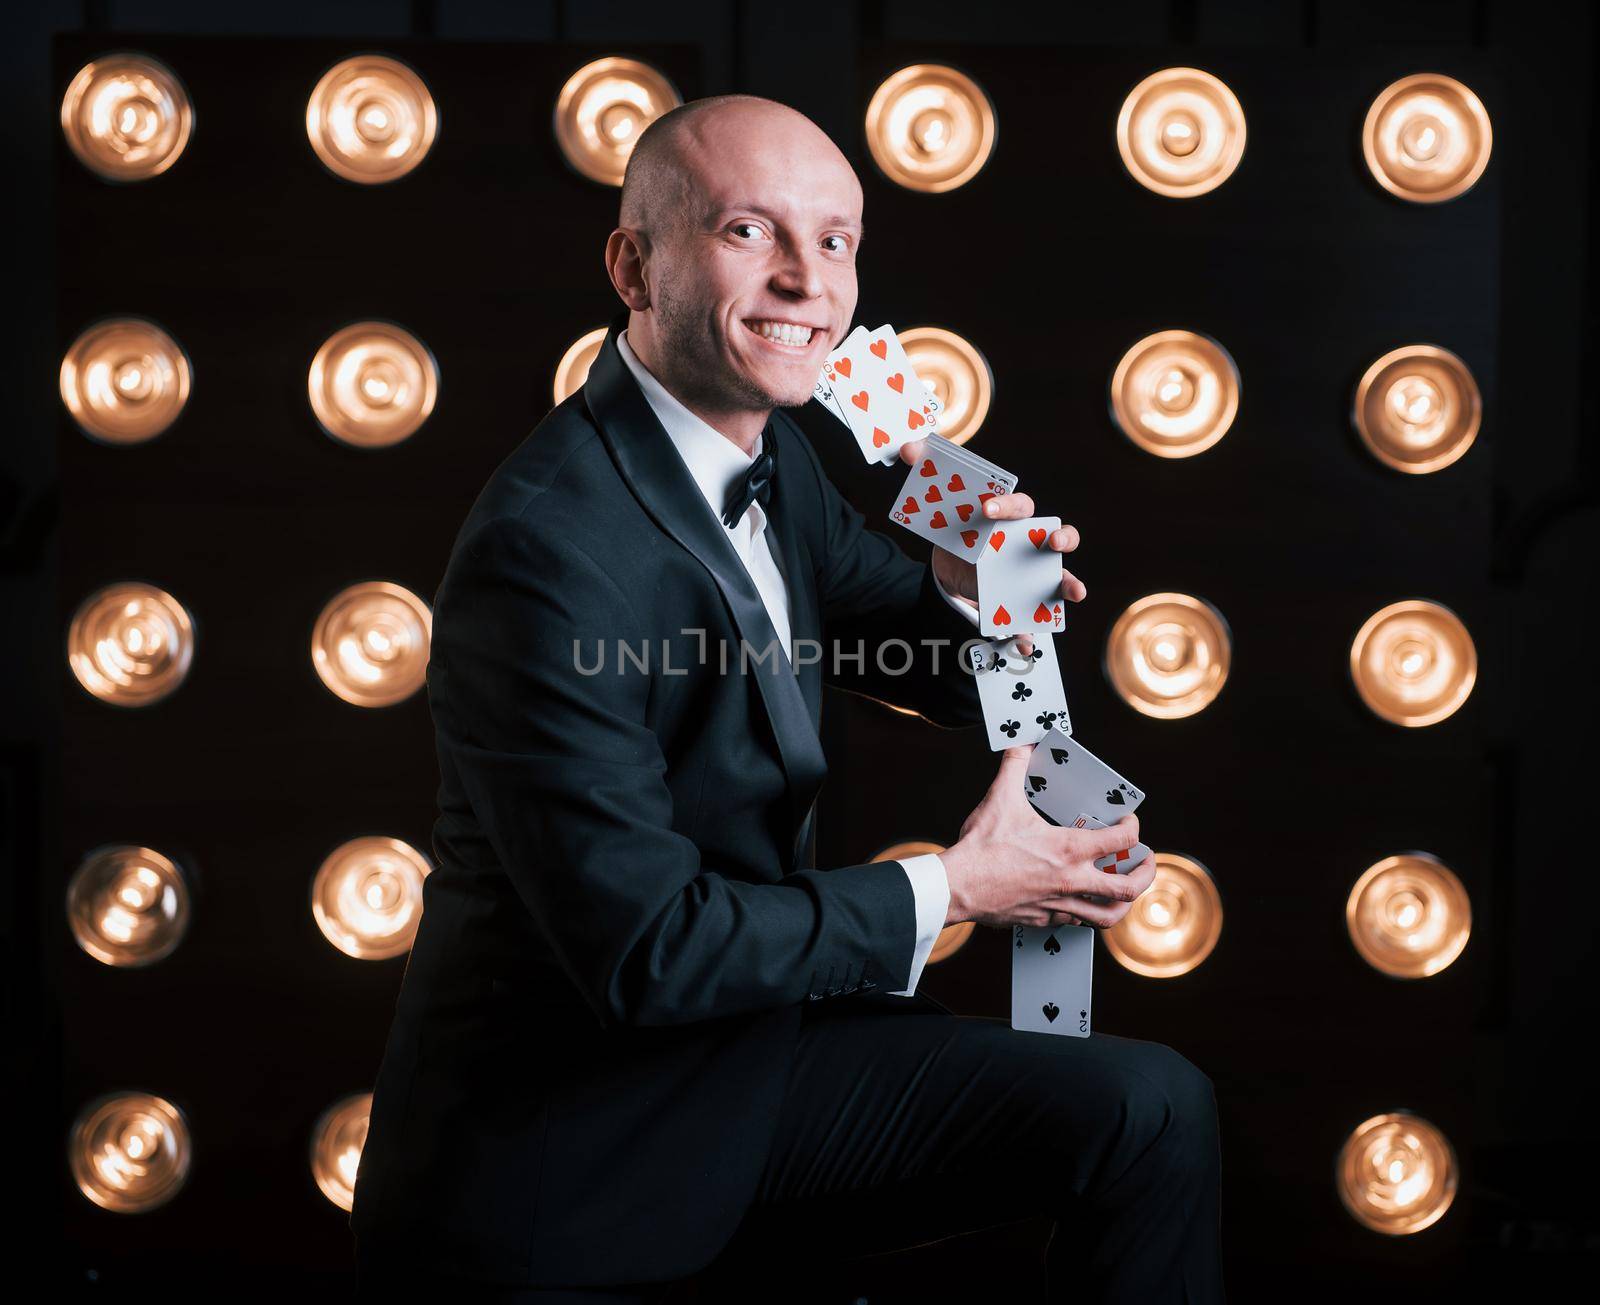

{"left": 351, "top": 96, "right": 1222, "bottom": 1303}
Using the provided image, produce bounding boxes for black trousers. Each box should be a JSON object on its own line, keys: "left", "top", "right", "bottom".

{"left": 356, "top": 989, "right": 1224, "bottom": 1303}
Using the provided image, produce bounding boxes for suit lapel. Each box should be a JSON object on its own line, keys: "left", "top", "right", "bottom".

{"left": 582, "top": 317, "right": 828, "bottom": 848}
{"left": 763, "top": 414, "right": 823, "bottom": 736}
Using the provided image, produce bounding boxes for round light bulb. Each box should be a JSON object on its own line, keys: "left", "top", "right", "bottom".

{"left": 67, "top": 845, "right": 192, "bottom": 967}
{"left": 308, "top": 322, "right": 438, "bottom": 449}
{"left": 1116, "top": 67, "right": 1245, "bottom": 198}
{"left": 1346, "top": 853, "right": 1470, "bottom": 978}
{"left": 553, "top": 58, "right": 680, "bottom": 186}
{"left": 312, "top": 835, "right": 431, "bottom": 960}
{"left": 1350, "top": 600, "right": 1476, "bottom": 727}
{"left": 1109, "top": 330, "right": 1240, "bottom": 458}
{"left": 67, "top": 581, "right": 195, "bottom": 708}
{"left": 865, "top": 65, "right": 996, "bottom": 194}
{"left": 61, "top": 53, "right": 193, "bottom": 181}
{"left": 1104, "top": 594, "right": 1230, "bottom": 719}
{"left": 1101, "top": 853, "right": 1222, "bottom": 978}
{"left": 310, "top": 1093, "right": 373, "bottom": 1211}
{"left": 69, "top": 1091, "right": 192, "bottom": 1213}
{"left": 1337, "top": 1111, "right": 1459, "bottom": 1234}
{"left": 306, "top": 54, "right": 438, "bottom": 184}
{"left": 1362, "top": 74, "right": 1491, "bottom": 203}
{"left": 310, "top": 581, "right": 431, "bottom": 708}
{"left": 553, "top": 327, "right": 609, "bottom": 406}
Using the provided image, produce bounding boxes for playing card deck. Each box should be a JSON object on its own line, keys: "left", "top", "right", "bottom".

{"left": 889, "top": 432, "right": 1018, "bottom": 559}
{"left": 813, "top": 326, "right": 1155, "bottom": 1042}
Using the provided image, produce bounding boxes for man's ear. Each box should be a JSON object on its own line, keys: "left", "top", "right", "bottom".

{"left": 604, "top": 227, "right": 651, "bottom": 312}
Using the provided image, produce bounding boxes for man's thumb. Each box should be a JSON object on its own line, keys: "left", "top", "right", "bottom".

{"left": 987, "top": 744, "right": 1034, "bottom": 804}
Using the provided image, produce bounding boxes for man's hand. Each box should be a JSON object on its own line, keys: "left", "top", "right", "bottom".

{"left": 899, "top": 436, "right": 1085, "bottom": 655}
{"left": 940, "top": 746, "right": 1154, "bottom": 930}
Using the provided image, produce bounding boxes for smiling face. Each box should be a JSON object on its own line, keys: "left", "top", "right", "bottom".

{"left": 612, "top": 99, "right": 863, "bottom": 424}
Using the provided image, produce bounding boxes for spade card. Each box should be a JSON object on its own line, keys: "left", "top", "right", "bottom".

{"left": 1069, "top": 813, "right": 1153, "bottom": 877}
{"left": 1012, "top": 921, "right": 1093, "bottom": 1038}
{"left": 826, "top": 325, "right": 938, "bottom": 464}
{"left": 1023, "top": 736, "right": 1145, "bottom": 828}
{"left": 975, "top": 516, "right": 1065, "bottom": 638}
{"left": 968, "top": 632, "right": 1071, "bottom": 750}
{"left": 889, "top": 432, "right": 1017, "bottom": 558}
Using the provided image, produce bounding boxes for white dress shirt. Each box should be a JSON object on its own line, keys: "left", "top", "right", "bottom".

{"left": 616, "top": 329, "right": 957, "bottom": 997}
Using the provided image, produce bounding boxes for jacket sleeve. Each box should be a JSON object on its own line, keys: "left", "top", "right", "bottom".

{"left": 429, "top": 511, "right": 920, "bottom": 1029}
{"left": 797, "top": 433, "right": 986, "bottom": 729}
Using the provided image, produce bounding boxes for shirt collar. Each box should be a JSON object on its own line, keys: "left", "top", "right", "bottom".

{"left": 616, "top": 329, "right": 766, "bottom": 530}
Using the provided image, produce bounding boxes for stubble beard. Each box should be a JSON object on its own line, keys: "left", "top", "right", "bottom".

{"left": 652, "top": 276, "right": 805, "bottom": 413}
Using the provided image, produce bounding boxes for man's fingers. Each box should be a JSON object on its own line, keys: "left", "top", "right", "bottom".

{"left": 899, "top": 437, "right": 927, "bottom": 465}
{"left": 981, "top": 491, "right": 1035, "bottom": 520}
{"left": 1084, "top": 815, "right": 1139, "bottom": 859}
{"left": 1049, "top": 524, "right": 1081, "bottom": 553}
{"left": 1058, "top": 566, "right": 1087, "bottom": 603}
{"left": 1036, "top": 895, "right": 1125, "bottom": 928}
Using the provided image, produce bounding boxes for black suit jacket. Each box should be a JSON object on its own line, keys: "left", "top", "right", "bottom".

{"left": 349, "top": 316, "right": 985, "bottom": 1286}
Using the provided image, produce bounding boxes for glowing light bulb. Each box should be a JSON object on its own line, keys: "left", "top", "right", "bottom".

{"left": 306, "top": 55, "right": 437, "bottom": 183}
{"left": 1363, "top": 74, "right": 1491, "bottom": 203}
{"left": 554, "top": 58, "right": 680, "bottom": 186}
{"left": 865, "top": 65, "right": 996, "bottom": 193}
{"left": 1117, "top": 68, "right": 1245, "bottom": 197}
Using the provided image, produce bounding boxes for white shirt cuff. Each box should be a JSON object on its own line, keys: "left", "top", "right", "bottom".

{"left": 932, "top": 562, "right": 982, "bottom": 629}
{"left": 887, "top": 852, "right": 951, "bottom": 996}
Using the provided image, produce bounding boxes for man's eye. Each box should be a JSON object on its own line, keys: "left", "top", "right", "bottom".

{"left": 730, "top": 222, "right": 765, "bottom": 240}
{"left": 821, "top": 235, "right": 848, "bottom": 253}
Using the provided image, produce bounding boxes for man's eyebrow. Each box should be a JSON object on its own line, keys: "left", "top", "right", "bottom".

{"left": 708, "top": 202, "right": 863, "bottom": 233}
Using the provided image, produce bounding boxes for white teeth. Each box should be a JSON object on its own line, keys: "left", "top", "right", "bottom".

{"left": 752, "top": 320, "right": 813, "bottom": 346}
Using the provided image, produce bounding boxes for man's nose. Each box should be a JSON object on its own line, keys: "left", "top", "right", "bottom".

{"left": 770, "top": 247, "right": 825, "bottom": 300}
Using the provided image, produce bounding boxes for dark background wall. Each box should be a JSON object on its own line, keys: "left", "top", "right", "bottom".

{"left": 4, "top": 1, "right": 1596, "bottom": 1298}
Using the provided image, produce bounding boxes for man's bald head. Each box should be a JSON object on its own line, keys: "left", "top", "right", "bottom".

{"left": 619, "top": 95, "right": 856, "bottom": 239}
{"left": 604, "top": 93, "right": 863, "bottom": 439}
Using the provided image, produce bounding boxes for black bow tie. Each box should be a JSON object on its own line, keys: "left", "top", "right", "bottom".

{"left": 721, "top": 434, "right": 777, "bottom": 529}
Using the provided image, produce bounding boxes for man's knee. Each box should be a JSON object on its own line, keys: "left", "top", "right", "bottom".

{"left": 1112, "top": 1040, "right": 1217, "bottom": 1166}
{"left": 1143, "top": 1043, "right": 1218, "bottom": 1169}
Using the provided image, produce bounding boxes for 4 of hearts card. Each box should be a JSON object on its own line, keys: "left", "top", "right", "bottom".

{"left": 975, "top": 516, "right": 1065, "bottom": 638}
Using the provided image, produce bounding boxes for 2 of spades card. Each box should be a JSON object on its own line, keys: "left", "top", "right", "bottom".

{"left": 967, "top": 633, "right": 1071, "bottom": 750}
{"left": 1012, "top": 921, "right": 1094, "bottom": 1038}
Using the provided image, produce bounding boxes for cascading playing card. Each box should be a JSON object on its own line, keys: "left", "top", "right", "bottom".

{"left": 975, "top": 516, "right": 1065, "bottom": 638}
{"left": 967, "top": 632, "right": 1071, "bottom": 750}
{"left": 817, "top": 324, "right": 941, "bottom": 464}
{"left": 812, "top": 323, "right": 934, "bottom": 431}
{"left": 1012, "top": 921, "right": 1093, "bottom": 1038}
{"left": 1023, "top": 736, "right": 1145, "bottom": 828}
{"left": 889, "top": 431, "right": 1017, "bottom": 558}
{"left": 1070, "top": 813, "right": 1152, "bottom": 877}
